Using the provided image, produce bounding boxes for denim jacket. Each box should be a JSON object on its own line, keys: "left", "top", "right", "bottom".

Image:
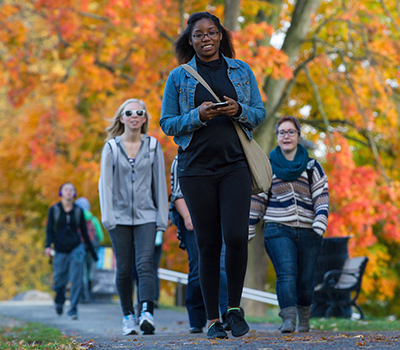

{"left": 160, "top": 55, "right": 266, "bottom": 150}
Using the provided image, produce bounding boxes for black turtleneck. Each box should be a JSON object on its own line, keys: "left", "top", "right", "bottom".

{"left": 194, "top": 56, "right": 236, "bottom": 106}
{"left": 177, "top": 55, "right": 247, "bottom": 177}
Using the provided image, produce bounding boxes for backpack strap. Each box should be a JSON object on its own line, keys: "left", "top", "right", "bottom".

{"left": 149, "top": 136, "right": 158, "bottom": 164}
{"left": 306, "top": 158, "right": 316, "bottom": 187}
{"left": 54, "top": 203, "right": 82, "bottom": 229}
{"left": 74, "top": 206, "right": 82, "bottom": 226}
{"left": 107, "top": 138, "right": 118, "bottom": 168}
{"left": 108, "top": 137, "right": 156, "bottom": 167}
{"left": 53, "top": 203, "right": 61, "bottom": 231}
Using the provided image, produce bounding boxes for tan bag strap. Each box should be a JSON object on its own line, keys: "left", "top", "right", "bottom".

{"left": 181, "top": 64, "right": 222, "bottom": 103}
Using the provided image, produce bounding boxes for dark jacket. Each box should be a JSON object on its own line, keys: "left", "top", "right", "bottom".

{"left": 46, "top": 202, "right": 98, "bottom": 260}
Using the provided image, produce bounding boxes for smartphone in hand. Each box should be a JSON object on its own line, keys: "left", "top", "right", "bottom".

{"left": 212, "top": 101, "right": 229, "bottom": 109}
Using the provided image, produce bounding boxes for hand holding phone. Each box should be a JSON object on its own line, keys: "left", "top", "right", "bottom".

{"left": 212, "top": 101, "right": 229, "bottom": 109}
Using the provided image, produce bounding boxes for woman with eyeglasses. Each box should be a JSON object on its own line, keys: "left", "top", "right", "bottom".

{"left": 160, "top": 12, "right": 265, "bottom": 339}
{"left": 249, "top": 116, "right": 329, "bottom": 333}
{"left": 99, "top": 98, "right": 168, "bottom": 336}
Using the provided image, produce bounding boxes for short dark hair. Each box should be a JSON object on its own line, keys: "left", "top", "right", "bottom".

{"left": 174, "top": 12, "right": 235, "bottom": 64}
{"left": 59, "top": 182, "right": 76, "bottom": 197}
{"left": 275, "top": 116, "right": 301, "bottom": 135}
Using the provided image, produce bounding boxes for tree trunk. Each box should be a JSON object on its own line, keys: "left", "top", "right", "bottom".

{"left": 178, "top": 0, "right": 185, "bottom": 31}
{"left": 242, "top": 221, "right": 269, "bottom": 316}
{"left": 263, "top": 0, "right": 322, "bottom": 121}
{"left": 223, "top": 0, "right": 242, "bottom": 31}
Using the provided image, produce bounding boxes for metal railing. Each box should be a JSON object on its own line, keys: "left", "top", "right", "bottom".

{"left": 158, "top": 267, "right": 361, "bottom": 319}
{"left": 158, "top": 268, "right": 279, "bottom": 306}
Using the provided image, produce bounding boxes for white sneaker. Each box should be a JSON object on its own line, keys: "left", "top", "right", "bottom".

{"left": 122, "top": 314, "right": 137, "bottom": 336}
{"left": 139, "top": 311, "right": 155, "bottom": 335}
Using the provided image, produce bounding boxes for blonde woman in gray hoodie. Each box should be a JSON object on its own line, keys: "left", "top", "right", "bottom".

{"left": 99, "top": 98, "right": 168, "bottom": 336}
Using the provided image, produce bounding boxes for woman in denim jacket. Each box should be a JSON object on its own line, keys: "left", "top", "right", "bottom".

{"left": 160, "top": 12, "right": 265, "bottom": 339}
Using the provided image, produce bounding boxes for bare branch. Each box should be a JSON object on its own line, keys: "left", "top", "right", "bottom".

{"left": 156, "top": 28, "right": 175, "bottom": 43}
{"left": 303, "top": 66, "right": 333, "bottom": 146}
{"left": 78, "top": 12, "right": 110, "bottom": 23}
{"left": 378, "top": 0, "right": 400, "bottom": 33}
{"left": 269, "top": 38, "right": 318, "bottom": 117}
{"left": 94, "top": 59, "right": 135, "bottom": 83}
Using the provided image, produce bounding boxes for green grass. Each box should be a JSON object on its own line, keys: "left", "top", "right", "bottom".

{"left": 166, "top": 304, "right": 400, "bottom": 332}
{"left": 245, "top": 305, "right": 400, "bottom": 332}
{"left": 0, "top": 321, "right": 78, "bottom": 350}
{"left": 310, "top": 317, "right": 400, "bottom": 332}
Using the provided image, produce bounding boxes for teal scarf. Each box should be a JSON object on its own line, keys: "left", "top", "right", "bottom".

{"left": 269, "top": 144, "right": 309, "bottom": 181}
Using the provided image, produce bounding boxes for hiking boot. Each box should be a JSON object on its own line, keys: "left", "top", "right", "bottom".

{"left": 279, "top": 306, "right": 296, "bottom": 333}
{"left": 225, "top": 308, "right": 249, "bottom": 337}
{"left": 122, "top": 314, "right": 137, "bottom": 336}
{"left": 297, "top": 305, "right": 312, "bottom": 332}
{"left": 139, "top": 311, "right": 155, "bottom": 335}
{"left": 207, "top": 321, "right": 228, "bottom": 339}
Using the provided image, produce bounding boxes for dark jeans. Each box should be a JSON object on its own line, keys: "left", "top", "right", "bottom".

{"left": 264, "top": 223, "right": 323, "bottom": 309}
{"left": 173, "top": 209, "right": 228, "bottom": 328}
{"left": 53, "top": 243, "right": 85, "bottom": 316}
{"left": 81, "top": 247, "right": 97, "bottom": 303}
{"left": 180, "top": 166, "right": 251, "bottom": 320}
{"left": 132, "top": 243, "right": 162, "bottom": 305}
{"left": 108, "top": 223, "right": 156, "bottom": 316}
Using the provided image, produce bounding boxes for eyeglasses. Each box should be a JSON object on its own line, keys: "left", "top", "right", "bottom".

{"left": 123, "top": 110, "right": 145, "bottom": 117}
{"left": 191, "top": 30, "right": 220, "bottom": 41}
{"left": 277, "top": 129, "right": 299, "bottom": 137}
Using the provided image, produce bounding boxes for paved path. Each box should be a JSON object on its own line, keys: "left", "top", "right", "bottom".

{"left": 1, "top": 300, "right": 400, "bottom": 349}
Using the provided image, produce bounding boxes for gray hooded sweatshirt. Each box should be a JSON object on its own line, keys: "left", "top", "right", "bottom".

{"left": 99, "top": 134, "right": 168, "bottom": 232}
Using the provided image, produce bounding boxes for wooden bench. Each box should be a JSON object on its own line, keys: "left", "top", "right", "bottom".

{"left": 314, "top": 256, "right": 369, "bottom": 319}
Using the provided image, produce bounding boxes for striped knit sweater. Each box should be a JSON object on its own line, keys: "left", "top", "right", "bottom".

{"left": 249, "top": 159, "right": 329, "bottom": 236}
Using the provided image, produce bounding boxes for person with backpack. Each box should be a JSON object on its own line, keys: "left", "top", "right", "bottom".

{"left": 249, "top": 116, "right": 329, "bottom": 333}
{"left": 98, "top": 98, "right": 168, "bottom": 336}
{"left": 45, "top": 183, "right": 98, "bottom": 320}
{"left": 75, "top": 197, "right": 104, "bottom": 303}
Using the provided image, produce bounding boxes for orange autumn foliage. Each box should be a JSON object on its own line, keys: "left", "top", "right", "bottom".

{"left": 324, "top": 133, "right": 400, "bottom": 301}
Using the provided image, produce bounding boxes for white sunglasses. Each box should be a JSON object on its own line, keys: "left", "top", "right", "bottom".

{"left": 123, "top": 109, "right": 146, "bottom": 117}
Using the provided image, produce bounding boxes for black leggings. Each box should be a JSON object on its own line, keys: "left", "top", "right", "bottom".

{"left": 180, "top": 166, "right": 251, "bottom": 320}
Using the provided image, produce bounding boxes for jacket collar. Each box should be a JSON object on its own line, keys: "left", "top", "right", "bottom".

{"left": 115, "top": 134, "right": 148, "bottom": 145}
{"left": 114, "top": 134, "right": 148, "bottom": 159}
